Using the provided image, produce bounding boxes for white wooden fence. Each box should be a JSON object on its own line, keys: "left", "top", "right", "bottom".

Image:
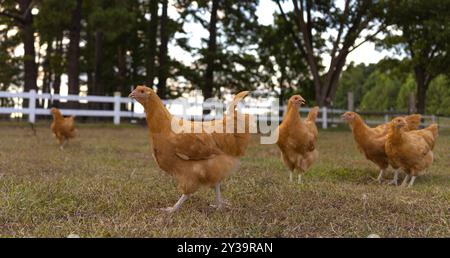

{"left": 0, "top": 90, "right": 447, "bottom": 129}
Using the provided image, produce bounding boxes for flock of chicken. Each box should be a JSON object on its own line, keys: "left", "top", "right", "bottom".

{"left": 50, "top": 85, "right": 439, "bottom": 213}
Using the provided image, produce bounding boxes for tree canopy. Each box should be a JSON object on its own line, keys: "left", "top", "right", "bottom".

{"left": 0, "top": 0, "right": 449, "bottom": 114}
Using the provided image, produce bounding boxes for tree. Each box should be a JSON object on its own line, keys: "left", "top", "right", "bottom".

{"left": 176, "top": 0, "right": 260, "bottom": 100}
{"left": 87, "top": 0, "right": 138, "bottom": 99}
{"left": 359, "top": 70, "right": 401, "bottom": 111}
{"left": 334, "top": 62, "right": 375, "bottom": 109}
{"left": 145, "top": 0, "right": 159, "bottom": 87}
{"left": 157, "top": 0, "right": 169, "bottom": 99}
{"left": 0, "top": 0, "right": 38, "bottom": 95}
{"left": 426, "top": 75, "right": 450, "bottom": 116}
{"left": 258, "top": 14, "right": 311, "bottom": 106}
{"left": 35, "top": 0, "right": 74, "bottom": 107}
{"left": 0, "top": 18, "right": 21, "bottom": 101}
{"left": 380, "top": 0, "right": 450, "bottom": 114}
{"left": 203, "top": 0, "right": 219, "bottom": 101}
{"left": 276, "top": 0, "right": 385, "bottom": 107}
{"left": 67, "top": 0, "right": 82, "bottom": 107}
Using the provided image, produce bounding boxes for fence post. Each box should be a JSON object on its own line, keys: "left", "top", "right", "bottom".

{"left": 28, "top": 89, "right": 36, "bottom": 123}
{"left": 113, "top": 92, "right": 121, "bottom": 125}
{"left": 322, "top": 106, "right": 328, "bottom": 129}
{"left": 384, "top": 114, "right": 389, "bottom": 123}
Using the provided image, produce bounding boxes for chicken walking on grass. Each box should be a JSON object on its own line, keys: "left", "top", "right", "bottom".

{"left": 276, "top": 95, "right": 319, "bottom": 184}
{"left": 50, "top": 107, "right": 76, "bottom": 150}
{"left": 129, "top": 85, "right": 252, "bottom": 213}
{"left": 341, "top": 111, "right": 421, "bottom": 185}
{"left": 385, "top": 117, "right": 438, "bottom": 187}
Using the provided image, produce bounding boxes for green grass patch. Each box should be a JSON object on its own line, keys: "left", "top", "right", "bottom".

{"left": 0, "top": 123, "right": 449, "bottom": 237}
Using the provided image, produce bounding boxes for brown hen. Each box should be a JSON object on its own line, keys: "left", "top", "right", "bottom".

{"left": 276, "top": 95, "right": 319, "bottom": 184}
{"left": 50, "top": 107, "right": 76, "bottom": 150}
{"left": 129, "top": 85, "right": 251, "bottom": 212}
{"left": 385, "top": 117, "right": 438, "bottom": 187}
{"left": 341, "top": 111, "right": 421, "bottom": 184}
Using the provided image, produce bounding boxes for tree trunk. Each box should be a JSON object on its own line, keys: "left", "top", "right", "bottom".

{"left": 204, "top": 0, "right": 219, "bottom": 102}
{"left": 93, "top": 30, "right": 104, "bottom": 95}
{"left": 146, "top": 0, "right": 159, "bottom": 87}
{"left": 93, "top": 30, "right": 104, "bottom": 109}
{"left": 414, "top": 65, "right": 429, "bottom": 114}
{"left": 66, "top": 0, "right": 82, "bottom": 108}
{"left": 42, "top": 39, "right": 53, "bottom": 96}
{"left": 157, "top": 0, "right": 169, "bottom": 99}
{"left": 52, "top": 36, "right": 63, "bottom": 107}
{"left": 321, "top": 51, "right": 348, "bottom": 106}
{"left": 117, "top": 46, "right": 127, "bottom": 94}
{"left": 18, "top": 0, "right": 37, "bottom": 108}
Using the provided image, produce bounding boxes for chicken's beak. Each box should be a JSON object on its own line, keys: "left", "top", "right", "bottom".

{"left": 129, "top": 90, "right": 135, "bottom": 99}
{"left": 300, "top": 98, "right": 306, "bottom": 105}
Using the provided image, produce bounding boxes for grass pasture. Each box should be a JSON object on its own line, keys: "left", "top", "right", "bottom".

{"left": 0, "top": 122, "right": 449, "bottom": 237}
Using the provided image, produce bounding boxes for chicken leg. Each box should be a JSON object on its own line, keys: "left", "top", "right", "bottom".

{"left": 298, "top": 174, "right": 303, "bottom": 184}
{"left": 161, "top": 194, "right": 189, "bottom": 213}
{"left": 60, "top": 139, "right": 67, "bottom": 150}
{"left": 387, "top": 169, "right": 399, "bottom": 186}
{"left": 210, "top": 183, "right": 229, "bottom": 209}
{"left": 408, "top": 176, "right": 416, "bottom": 188}
{"left": 400, "top": 174, "right": 411, "bottom": 187}
{"left": 375, "top": 169, "right": 384, "bottom": 183}
{"left": 289, "top": 171, "right": 293, "bottom": 182}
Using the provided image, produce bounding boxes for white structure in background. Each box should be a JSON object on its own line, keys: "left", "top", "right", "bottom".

{"left": 0, "top": 90, "right": 443, "bottom": 128}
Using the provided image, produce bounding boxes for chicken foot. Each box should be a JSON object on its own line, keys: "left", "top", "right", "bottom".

{"left": 59, "top": 139, "right": 68, "bottom": 150}
{"left": 161, "top": 194, "right": 189, "bottom": 213}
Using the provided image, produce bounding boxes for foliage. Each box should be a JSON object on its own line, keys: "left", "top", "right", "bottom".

{"left": 334, "top": 62, "right": 375, "bottom": 109}
{"left": 426, "top": 75, "right": 450, "bottom": 116}
{"left": 359, "top": 70, "right": 401, "bottom": 111}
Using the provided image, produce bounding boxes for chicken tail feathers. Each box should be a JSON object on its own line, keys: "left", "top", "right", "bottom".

{"left": 425, "top": 123, "right": 439, "bottom": 139}
{"left": 306, "top": 106, "right": 319, "bottom": 122}
{"left": 405, "top": 114, "right": 422, "bottom": 130}
{"left": 227, "top": 91, "right": 250, "bottom": 114}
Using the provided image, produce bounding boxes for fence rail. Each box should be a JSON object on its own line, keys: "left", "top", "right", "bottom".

{"left": 0, "top": 90, "right": 448, "bottom": 128}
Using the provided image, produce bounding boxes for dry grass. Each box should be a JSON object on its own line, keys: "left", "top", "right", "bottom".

{"left": 0, "top": 121, "right": 449, "bottom": 237}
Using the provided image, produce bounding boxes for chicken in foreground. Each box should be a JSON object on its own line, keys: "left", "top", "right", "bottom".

{"left": 276, "top": 95, "right": 319, "bottom": 184}
{"left": 129, "top": 85, "right": 252, "bottom": 213}
{"left": 341, "top": 112, "right": 421, "bottom": 185}
{"left": 385, "top": 117, "right": 438, "bottom": 187}
{"left": 50, "top": 107, "right": 76, "bottom": 150}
